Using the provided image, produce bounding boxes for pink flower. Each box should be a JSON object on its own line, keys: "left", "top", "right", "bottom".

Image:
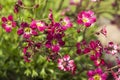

{"left": 70, "top": 0, "right": 81, "bottom": 5}
{"left": 85, "top": 40, "right": 103, "bottom": 60}
{"left": 17, "top": 22, "right": 38, "bottom": 39}
{"left": 60, "top": 17, "right": 73, "bottom": 30}
{"left": 100, "top": 26, "right": 107, "bottom": 37}
{"left": 94, "top": 58, "right": 105, "bottom": 66}
{"left": 104, "top": 42, "right": 119, "bottom": 55}
{"left": 58, "top": 55, "right": 76, "bottom": 73}
{"left": 1, "top": 15, "right": 16, "bottom": 32}
{"left": 48, "top": 9, "right": 53, "bottom": 20}
{"left": 52, "top": 45, "right": 60, "bottom": 52}
{"left": 30, "top": 20, "right": 47, "bottom": 32}
{"left": 87, "top": 68, "right": 107, "bottom": 80}
{"left": 112, "top": 68, "right": 120, "bottom": 80}
{"left": 77, "top": 10, "right": 96, "bottom": 27}
{"left": 91, "top": 0, "right": 97, "bottom": 2}
{"left": 61, "top": 7, "right": 70, "bottom": 16}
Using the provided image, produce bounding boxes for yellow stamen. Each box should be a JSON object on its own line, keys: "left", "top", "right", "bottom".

{"left": 61, "top": 21, "right": 66, "bottom": 26}
{"left": 93, "top": 74, "right": 101, "bottom": 80}
{"left": 24, "top": 27, "right": 31, "bottom": 33}
{"left": 82, "top": 18, "right": 88, "bottom": 23}
{"left": 37, "top": 22, "right": 43, "bottom": 26}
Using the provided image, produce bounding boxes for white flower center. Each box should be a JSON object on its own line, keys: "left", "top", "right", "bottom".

{"left": 36, "top": 22, "right": 43, "bottom": 27}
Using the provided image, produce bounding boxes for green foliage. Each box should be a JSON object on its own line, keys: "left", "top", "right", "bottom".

{"left": 0, "top": 0, "right": 120, "bottom": 80}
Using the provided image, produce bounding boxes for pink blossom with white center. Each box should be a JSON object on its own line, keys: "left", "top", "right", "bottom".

{"left": 60, "top": 17, "right": 73, "bottom": 30}
{"left": 77, "top": 10, "right": 96, "bottom": 27}
{"left": 57, "top": 55, "right": 76, "bottom": 73}
{"left": 30, "top": 20, "right": 47, "bottom": 32}
{"left": 1, "top": 15, "right": 16, "bottom": 32}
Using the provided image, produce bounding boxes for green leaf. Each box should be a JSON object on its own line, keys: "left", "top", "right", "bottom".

{"left": 24, "top": 69, "right": 31, "bottom": 76}
{"left": 40, "top": 68, "right": 47, "bottom": 78}
{"left": 32, "top": 70, "right": 38, "bottom": 77}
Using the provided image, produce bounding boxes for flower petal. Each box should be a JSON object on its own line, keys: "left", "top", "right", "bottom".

{"left": 1, "top": 17, "right": 7, "bottom": 22}
{"left": 8, "top": 15, "right": 13, "bottom": 21}
{"left": 63, "top": 55, "right": 70, "bottom": 61}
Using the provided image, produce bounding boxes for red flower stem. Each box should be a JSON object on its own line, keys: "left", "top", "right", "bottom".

{"left": 106, "top": 65, "right": 120, "bottom": 71}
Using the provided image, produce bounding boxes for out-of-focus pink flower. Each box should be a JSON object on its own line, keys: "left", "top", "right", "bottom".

{"left": 70, "top": 0, "right": 81, "bottom": 5}
{"left": 23, "top": 47, "right": 31, "bottom": 62}
{"left": 100, "top": 26, "right": 107, "bottom": 37}
{"left": 48, "top": 9, "right": 53, "bottom": 20}
{"left": 58, "top": 55, "right": 76, "bottom": 73}
{"left": 77, "top": 10, "right": 96, "bottom": 27}
{"left": 60, "top": 17, "right": 73, "bottom": 30}
{"left": 1, "top": 15, "right": 16, "bottom": 32}
{"left": 104, "top": 42, "right": 120, "bottom": 55}
{"left": 61, "top": 7, "right": 70, "bottom": 16}
{"left": 112, "top": 68, "right": 120, "bottom": 80}
{"left": 91, "top": 0, "right": 97, "bottom": 2}
{"left": 87, "top": 68, "right": 107, "bottom": 80}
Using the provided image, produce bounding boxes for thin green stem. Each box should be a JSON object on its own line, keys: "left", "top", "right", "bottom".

{"left": 57, "top": 0, "right": 64, "bottom": 11}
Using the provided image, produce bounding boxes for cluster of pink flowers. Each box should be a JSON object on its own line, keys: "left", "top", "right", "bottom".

{"left": 76, "top": 40, "right": 105, "bottom": 66}
{"left": 2, "top": 2, "right": 120, "bottom": 78}
{"left": 45, "top": 11, "right": 73, "bottom": 59}
{"left": 104, "top": 42, "right": 120, "bottom": 55}
{"left": 110, "top": 68, "right": 120, "bottom": 80}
